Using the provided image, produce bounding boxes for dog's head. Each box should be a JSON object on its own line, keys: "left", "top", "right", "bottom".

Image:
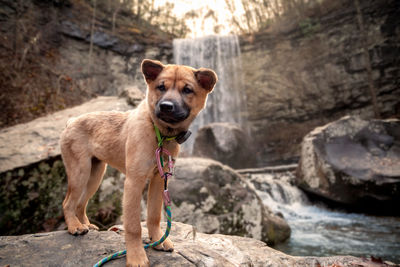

{"left": 141, "top": 59, "right": 217, "bottom": 133}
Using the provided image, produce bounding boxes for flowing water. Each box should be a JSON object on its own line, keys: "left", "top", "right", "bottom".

{"left": 173, "top": 35, "right": 247, "bottom": 153}
{"left": 174, "top": 35, "right": 400, "bottom": 263}
{"left": 248, "top": 171, "right": 400, "bottom": 263}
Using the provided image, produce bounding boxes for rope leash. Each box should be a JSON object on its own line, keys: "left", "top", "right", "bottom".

{"left": 93, "top": 125, "right": 176, "bottom": 267}
{"left": 93, "top": 206, "right": 172, "bottom": 267}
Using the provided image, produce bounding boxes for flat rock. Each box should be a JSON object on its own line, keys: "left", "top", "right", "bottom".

{"left": 0, "top": 222, "right": 389, "bottom": 267}
{"left": 0, "top": 96, "right": 133, "bottom": 173}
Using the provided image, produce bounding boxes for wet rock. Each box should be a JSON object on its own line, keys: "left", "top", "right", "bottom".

{"left": 296, "top": 116, "right": 400, "bottom": 214}
{"left": 192, "top": 122, "right": 255, "bottom": 169}
{"left": 0, "top": 96, "right": 132, "bottom": 173}
{"left": 170, "top": 157, "right": 290, "bottom": 245}
{"left": 0, "top": 222, "right": 391, "bottom": 267}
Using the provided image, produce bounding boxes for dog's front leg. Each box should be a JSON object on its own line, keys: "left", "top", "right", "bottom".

{"left": 147, "top": 174, "right": 174, "bottom": 252}
{"left": 123, "top": 174, "right": 149, "bottom": 267}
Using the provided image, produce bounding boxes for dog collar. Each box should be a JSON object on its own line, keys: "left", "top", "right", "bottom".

{"left": 154, "top": 125, "right": 191, "bottom": 146}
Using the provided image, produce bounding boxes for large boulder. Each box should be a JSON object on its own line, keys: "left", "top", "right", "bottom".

{"left": 0, "top": 96, "right": 137, "bottom": 235}
{"left": 0, "top": 96, "right": 134, "bottom": 173}
{"left": 169, "top": 157, "right": 290, "bottom": 245}
{"left": 192, "top": 122, "right": 256, "bottom": 169}
{"left": 0, "top": 222, "right": 393, "bottom": 267}
{"left": 296, "top": 116, "right": 400, "bottom": 214}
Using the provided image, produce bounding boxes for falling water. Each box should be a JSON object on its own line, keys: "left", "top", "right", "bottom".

{"left": 173, "top": 35, "right": 247, "bottom": 153}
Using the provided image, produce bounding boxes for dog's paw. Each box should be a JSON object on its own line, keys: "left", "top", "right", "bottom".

{"left": 126, "top": 248, "right": 149, "bottom": 267}
{"left": 152, "top": 237, "right": 174, "bottom": 252}
{"left": 86, "top": 223, "right": 99, "bottom": 231}
{"left": 68, "top": 223, "right": 89, "bottom": 235}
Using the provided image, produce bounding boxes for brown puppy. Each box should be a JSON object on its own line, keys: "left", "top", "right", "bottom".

{"left": 60, "top": 59, "right": 217, "bottom": 266}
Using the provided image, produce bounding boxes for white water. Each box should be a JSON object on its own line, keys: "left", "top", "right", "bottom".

{"left": 173, "top": 35, "right": 247, "bottom": 153}
{"left": 248, "top": 172, "right": 400, "bottom": 263}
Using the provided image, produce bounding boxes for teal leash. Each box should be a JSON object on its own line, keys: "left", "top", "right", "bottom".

{"left": 93, "top": 206, "right": 172, "bottom": 267}
{"left": 93, "top": 125, "right": 175, "bottom": 267}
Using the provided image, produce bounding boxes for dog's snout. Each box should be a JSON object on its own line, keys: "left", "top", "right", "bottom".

{"left": 159, "top": 101, "right": 175, "bottom": 113}
{"left": 156, "top": 99, "right": 190, "bottom": 124}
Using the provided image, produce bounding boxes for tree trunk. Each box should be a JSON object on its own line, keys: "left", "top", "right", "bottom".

{"left": 14, "top": 0, "right": 23, "bottom": 58}
{"left": 88, "top": 0, "right": 97, "bottom": 74}
{"left": 112, "top": 2, "right": 120, "bottom": 34}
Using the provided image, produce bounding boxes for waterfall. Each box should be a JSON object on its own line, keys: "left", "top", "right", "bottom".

{"left": 173, "top": 35, "right": 247, "bottom": 153}
{"left": 248, "top": 172, "right": 310, "bottom": 213}
{"left": 248, "top": 171, "right": 400, "bottom": 262}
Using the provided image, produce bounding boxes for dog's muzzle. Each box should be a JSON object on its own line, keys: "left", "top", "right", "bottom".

{"left": 156, "top": 100, "right": 189, "bottom": 124}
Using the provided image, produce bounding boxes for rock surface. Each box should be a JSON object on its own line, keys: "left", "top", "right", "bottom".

{"left": 241, "top": 0, "right": 400, "bottom": 164}
{"left": 169, "top": 157, "right": 290, "bottom": 245}
{"left": 0, "top": 96, "right": 133, "bottom": 173}
{"left": 119, "top": 85, "right": 146, "bottom": 107}
{"left": 296, "top": 116, "right": 400, "bottom": 214}
{"left": 0, "top": 222, "right": 392, "bottom": 267}
{"left": 55, "top": 4, "right": 173, "bottom": 97}
{"left": 192, "top": 122, "right": 255, "bottom": 169}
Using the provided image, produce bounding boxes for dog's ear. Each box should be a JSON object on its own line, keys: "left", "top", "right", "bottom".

{"left": 142, "top": 59, "right": 164, "bottom": 83}
{"left": 194, "top": 68, "right": 218, "bottom": 92}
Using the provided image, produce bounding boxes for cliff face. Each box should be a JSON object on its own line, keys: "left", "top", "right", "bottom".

{"left": 57, "top": 21, "right": 173, "bottom": 96}
{"left": 0, "top": 0, "right": 172, "bottom": 128}
{"left": 240, "top": 0, "right": 400, "bottom": 164}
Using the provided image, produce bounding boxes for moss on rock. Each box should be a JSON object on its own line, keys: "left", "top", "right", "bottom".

{"left": 0, "top": 157, "right": 67, "bottom": 235}
{"left": 0, "top": 158, "right": 124, "bottom": 235}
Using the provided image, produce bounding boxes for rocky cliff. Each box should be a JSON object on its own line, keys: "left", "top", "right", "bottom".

{"left": 0, "top": 0, "right": 172, "bottom": 128}
{"left": 240, "top": 0, "right": 400, "bottom": 165}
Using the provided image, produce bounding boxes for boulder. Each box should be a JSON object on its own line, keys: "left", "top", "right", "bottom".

{"left": 192, "top": 122, "right": 255, "bottom": 169}
{"left": 296, "top": 116, "right": 400, "bottom": 214}
{"left": 0, "top": 222, "right": 393, "bottom": 267}
{"left": 0, "top": 96, "right": 133, "bottom": 173}
{"left": 119, "top": 85, "right": 145, "bottom": 106}
{"left": 169, "top": 157, "right": 290, "bottom": 245}
{"left": 0, "top": 97, "right": 134, "bottom": 235}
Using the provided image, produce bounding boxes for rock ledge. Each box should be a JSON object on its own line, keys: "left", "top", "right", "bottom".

{"left": 0, "top": 222, "right": 393, "bottom": 267}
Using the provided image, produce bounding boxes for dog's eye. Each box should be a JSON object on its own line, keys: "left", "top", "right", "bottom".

{"left": 157, "top": 84, "right": 166, "bottom": 92}
{"left": 182, "top": 86, "right": 193, "bottom": 95}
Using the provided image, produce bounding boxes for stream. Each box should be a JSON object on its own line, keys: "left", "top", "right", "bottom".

{"left": 247, "top": 171, "right": 400, "bottom": 263}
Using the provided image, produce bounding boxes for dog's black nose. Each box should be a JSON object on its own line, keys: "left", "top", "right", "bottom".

{"left": 159, "top": 101, "right": 175, "bottom": 112}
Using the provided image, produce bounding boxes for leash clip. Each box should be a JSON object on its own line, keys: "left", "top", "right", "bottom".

{"left": 155, "top": 147, "right": 174, "bottom": 178}
{"left": 163, "top": 190, "right": 171, "bottom": 206}
{"left": 156, "top": 147, "right": 174, "bottom": 207}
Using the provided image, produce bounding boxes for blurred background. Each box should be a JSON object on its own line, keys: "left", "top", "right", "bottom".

{"left": 0, "top": 0, "right": 399, "bottom": 264}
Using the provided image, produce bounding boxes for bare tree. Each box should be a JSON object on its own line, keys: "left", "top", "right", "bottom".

{"left": 88, "top": 0, "right": 97, "bottom": 74}
{"left": 111, "top": 0, "right": 121, "bottom": 34}
{"left": 13, "top": 0, "right": 23, "bottom": 58}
